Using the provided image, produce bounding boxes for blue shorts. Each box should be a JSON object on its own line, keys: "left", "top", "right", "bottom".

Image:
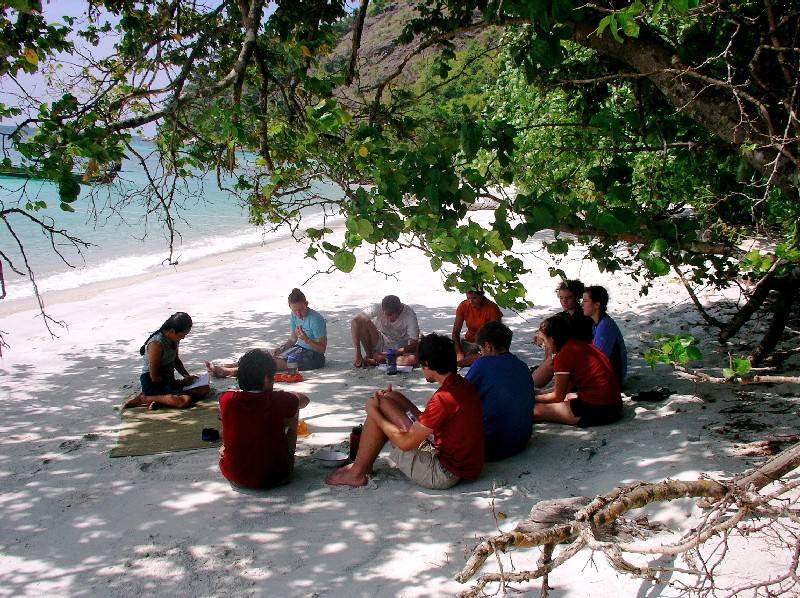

{"left": 140, "top": 373, "right": 185, "bottom": 396}
{"left": 293, "top": 347, "right": 325, "bottom": 371}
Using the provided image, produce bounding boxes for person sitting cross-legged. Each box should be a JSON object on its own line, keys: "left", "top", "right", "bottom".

{"left": 325, "top": 333, "right": 484, "bottom": 489}
{"left": 350, "top": 294, "right": 420, "bottom": 368}
{"left": 534, "top": 316, "right": 622, "bottom": 428}
{"left": 531, "top": 279, "right": 594, "bottom": 389}
{"left": 451, "top": 289, "right": 503, "bottom": 367}
{"left": 466, "top": 320, "right": 534, "bottom": 461}
{"left": 218, "top": 349, "right": 310, "bottom": 489}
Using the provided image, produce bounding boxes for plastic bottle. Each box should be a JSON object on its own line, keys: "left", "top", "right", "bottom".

{"left": 386, "top": 348, "right": 398, "bottom": 375}
{"left": 349, "top": 424, "right": 362, "bottom": 461}
{"left": 287, "top": 353, "right": 299, "bottom": 379}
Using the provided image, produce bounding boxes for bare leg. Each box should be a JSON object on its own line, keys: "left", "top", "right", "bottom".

{"left": 124, "top": 392, "right": 192, "bottom": 409}
{"left": 206, "top": 361, "right": 238, "bottom": 378}
{"left": 397, "top": 353, "right": 418, "bottom": 367}
{"left": 534, "top": 401, "right": 580, "bottom": 425}
{"left": 457, "top": 351, "right": 480, "bottom": 367}
{"left": 324, "top": 391, "right": 417, "bottom": 487}
{"left": 186, "top": 385, "right": 210, "bottom": 400}
{"left": 324, "top": 413, "right": 387, "bottom": 486}
{"left": 351, "top": 316, "right": 381, "bottom": 367}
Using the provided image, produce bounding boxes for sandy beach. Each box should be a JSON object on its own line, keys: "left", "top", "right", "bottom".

{"left": 1, "top": 217, "right": 798, "bottom": 597}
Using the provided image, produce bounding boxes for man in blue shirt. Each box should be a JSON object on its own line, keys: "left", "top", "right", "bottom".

{"left": 466, "top": 321, "right": 534, "bottom": 461}
{"left": 581, "top": 285, "right": 628, "bottom": 383}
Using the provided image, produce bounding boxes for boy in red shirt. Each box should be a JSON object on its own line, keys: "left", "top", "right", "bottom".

{"left": 219, "top": 349, "right": 310, "bottom": 488}
{"left": 325, "top": 333, "right": 484, "bottom": 489}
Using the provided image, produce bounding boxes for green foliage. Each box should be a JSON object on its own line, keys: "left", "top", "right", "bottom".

{"left": 644, "top": 333, "right": 703, "bottom": 367}
{"left": 722, "top": 357, "right": 751, "bottom": 380}
{"left": 2, "top": 0, "right": 799, "bottom": 357}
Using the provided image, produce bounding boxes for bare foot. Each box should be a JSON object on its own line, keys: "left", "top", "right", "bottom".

{"left": 324, "top": 463, "right": 368, "bottom": 487}
{"left": 205, "top": 361, "right": 228, "bottom": 378}
{"left": 353, "top": 356, "right": 365, "bottom": 368}
{"left": 122, "top": 392, "right": 147, "bottom": 409}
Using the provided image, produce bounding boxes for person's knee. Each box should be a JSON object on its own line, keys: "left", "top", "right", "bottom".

{"left": 175, "top": 394, "right": 192, "bottom": 408}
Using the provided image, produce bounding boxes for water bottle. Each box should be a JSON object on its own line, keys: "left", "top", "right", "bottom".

{"left": 386, "top": 348, "right": 398, "bottom": 375}
{"left": 287, "top": 353, "right": 299, "bottom": 378}
{"left": 349, "top": 424, "right": 362, "bottom": 461}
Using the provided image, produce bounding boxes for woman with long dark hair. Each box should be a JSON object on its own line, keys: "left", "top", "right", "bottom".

{"left": 124, "top": 312, "right": 210, "bottom": 409}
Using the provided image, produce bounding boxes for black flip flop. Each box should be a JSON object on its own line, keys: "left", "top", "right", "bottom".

{"left": 201, "top": 427, "right": 220, "bottom": 442}
{"left": 631, "top": 387, "right": 673, "bottom": 402}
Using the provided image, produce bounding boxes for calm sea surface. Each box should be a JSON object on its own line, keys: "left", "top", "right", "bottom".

{"left": 0, "top": 134, "right": 342, "bottom": 300}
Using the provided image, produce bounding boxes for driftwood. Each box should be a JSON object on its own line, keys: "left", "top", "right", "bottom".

{"left": 456, "top": 442, "right": 800, "bottom": 597}
{"left": 674, "top": 365, "right": 800, "bottom": 385}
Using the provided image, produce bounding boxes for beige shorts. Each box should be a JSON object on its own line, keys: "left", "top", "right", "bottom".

{"left": 388, "top": 442, "right": 460, "bottom": 490}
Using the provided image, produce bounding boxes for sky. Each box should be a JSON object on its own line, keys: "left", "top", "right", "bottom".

{"left": 1, "top": 1, "right": 360, "bottom": 132}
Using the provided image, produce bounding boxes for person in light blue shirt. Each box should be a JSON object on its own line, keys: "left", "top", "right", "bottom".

{"left": 277, "top": 287, "right": 327, "bottom": 370}
{"left": 207, "top": 288, "right": 327, "bottom": 377}
{"left": 466, "top": 320, "right": 534, "bottom": 461}
{"left": 581, "top": 285, "right": 627, "bottom": 383}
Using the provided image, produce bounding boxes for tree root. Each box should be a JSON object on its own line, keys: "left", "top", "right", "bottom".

{"left": 456, "top": 442, "right": 800, "bottom": 597}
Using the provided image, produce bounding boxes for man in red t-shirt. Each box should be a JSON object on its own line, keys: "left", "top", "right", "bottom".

{"left": 451, "top": 290, "right": 503, "bottom": 367}
{"left": 324, "top": 333, "right": 485, "bottom": 489}
{"left": 219, "top": 349, "right": 309, "bottom": 488}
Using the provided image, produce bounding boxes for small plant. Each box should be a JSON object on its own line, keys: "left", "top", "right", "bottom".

{"left": 723, "top": 355, "right": 752, "bottom": 380}
{"left": 645, "top": 333, "right": 703, "bottom": 367}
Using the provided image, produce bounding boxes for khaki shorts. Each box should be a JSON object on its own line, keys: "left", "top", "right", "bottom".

{"left": 388, "top": 442, "right": 460, "bottom": 490}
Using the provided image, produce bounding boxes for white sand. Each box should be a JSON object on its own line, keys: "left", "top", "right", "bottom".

{"left": 1, "top": 218, "right": 797, "bottom": 597}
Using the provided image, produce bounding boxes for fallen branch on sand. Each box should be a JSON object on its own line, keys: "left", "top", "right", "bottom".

{"left": 673, "top": 365, "right": 800, "bottom": 384}
{"left": 456, "top": 442, "right": 800, "bottom": 597}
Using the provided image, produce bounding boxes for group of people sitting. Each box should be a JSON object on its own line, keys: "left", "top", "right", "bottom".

{"left": 123, "top": 279, "right": 628, "bottom": 490}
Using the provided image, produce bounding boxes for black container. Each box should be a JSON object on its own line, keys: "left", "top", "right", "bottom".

{"left": 386, "top": 349, "right": 398, "bottom": 375}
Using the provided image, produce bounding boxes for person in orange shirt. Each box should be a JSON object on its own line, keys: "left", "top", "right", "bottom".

{"left": 451, "top": 290, "right": 503, "bottom": 367}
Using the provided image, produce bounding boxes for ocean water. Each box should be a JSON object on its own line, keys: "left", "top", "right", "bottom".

{"left": 0, "top": 134, "right": 343, "bottom": 300}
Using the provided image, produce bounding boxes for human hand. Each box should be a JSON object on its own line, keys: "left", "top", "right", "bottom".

{"left": 366, "top": 394, "right": 380, "bottom": 412}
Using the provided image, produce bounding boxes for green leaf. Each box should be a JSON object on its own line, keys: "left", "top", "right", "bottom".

{"left": 58, "top": 177, "right": 81, "bottom": 203}
{"left": 333, "top": 250, "right": 356, "bottom": 273}
{"left": 356, "top": 218, "right": 374, "bottom": 238}
{"left": 686, "top": 345, "right": 703, "bottom": 360}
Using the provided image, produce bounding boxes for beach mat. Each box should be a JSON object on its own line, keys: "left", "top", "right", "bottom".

{"left": 110, "top": 395, "right": 222, "bottom": 458}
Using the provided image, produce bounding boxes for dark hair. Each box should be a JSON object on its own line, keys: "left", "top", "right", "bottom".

{"left": 139, "top": 312, "right": 193, "bottom": 355}
{"left": 236, "top": 349, "right": 276, "bottom": 391}
{"left": 288, "top": 288, "right": 307, "bottom": 304}
{"left": 417, "top": 333, "right": 457, "bottom": 375}
{"left": 584, "top": 285, "right": 609, "bottom": 316}
{"left": 556, "top": 279, "right": 584, "bottom": 298}
{"left": 467, "top": 289, "right": 485, "bottom": 296}
{"left": 538, "top": 315, "right": 572, "bottom": 352}
{"left": 381, "top": 295, "right": 402, "bottom": 315}
{"left": 476, "top": 320, "right": 512, "bottom": 351}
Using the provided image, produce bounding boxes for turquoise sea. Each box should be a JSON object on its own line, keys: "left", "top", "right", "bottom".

{"left": 0, "top": 133, "right": 342, "bottom": 300}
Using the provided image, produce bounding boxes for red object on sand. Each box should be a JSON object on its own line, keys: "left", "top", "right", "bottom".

{"left": 274, "top": 372, "right": 303, "bottom": 383}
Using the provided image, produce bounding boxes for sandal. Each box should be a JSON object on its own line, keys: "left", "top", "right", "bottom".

{"left": 631, "top": 387, "right": 673, "bottom": 402}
